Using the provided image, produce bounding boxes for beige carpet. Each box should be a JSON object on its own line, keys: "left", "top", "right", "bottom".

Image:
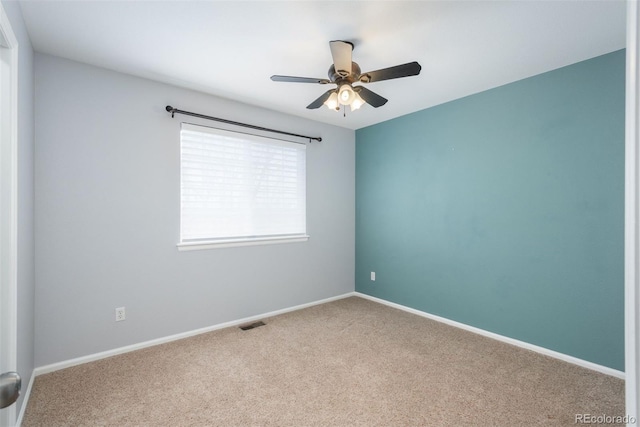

{"left": 22, "top": 297, "right": 624, "bottom": 426}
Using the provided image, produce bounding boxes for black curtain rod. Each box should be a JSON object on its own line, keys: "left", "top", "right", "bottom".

{"left": 165, "top": 106, "right": 322, "bottom": 143}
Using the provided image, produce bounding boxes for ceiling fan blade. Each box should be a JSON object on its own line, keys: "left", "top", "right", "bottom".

{"left": 271, "top": 75, "right": 331, "bottom": 84}
{"left": 307, "top": 89, "right": 336, "bottom": 109}
{"left": 353, "top": 86, "right": 388, "bottom": 108}
{"left": 329, "top": 40, "right": 353, "bottom": 76}
{"left": 359, "top": 61, "right": 422, "bottom": 83}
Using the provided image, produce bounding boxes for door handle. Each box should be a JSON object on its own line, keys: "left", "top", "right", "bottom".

{"left": 0, "top": 372, "right": 21, "bottom": 409}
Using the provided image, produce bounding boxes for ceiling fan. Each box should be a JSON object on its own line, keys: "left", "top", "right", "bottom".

{"left": 271, "top": 40, "right": 422, "bottom": 112}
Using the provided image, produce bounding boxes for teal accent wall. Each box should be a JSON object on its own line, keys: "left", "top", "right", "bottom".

{"left": 355, "top": 50, "right": 625, "bottom": 371}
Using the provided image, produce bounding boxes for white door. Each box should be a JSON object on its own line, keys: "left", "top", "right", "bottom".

{"left": 0, "top": 4, "right": 19, "bottom": 426}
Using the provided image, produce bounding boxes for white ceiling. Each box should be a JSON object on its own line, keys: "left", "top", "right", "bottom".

{"left": 18, "top": 0, "right": 626, "bottom": 130}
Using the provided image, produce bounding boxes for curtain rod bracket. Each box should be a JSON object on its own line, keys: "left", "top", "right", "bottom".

{"left": 165, "top": 105, "right": 321, "bottom": 143}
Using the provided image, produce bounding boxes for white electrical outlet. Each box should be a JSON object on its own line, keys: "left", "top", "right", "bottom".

{"left": 371, "top": 272, "right": 376, "bottom": 281}
{"left": 115, "top": 307, "right": 126, "bottom": 322}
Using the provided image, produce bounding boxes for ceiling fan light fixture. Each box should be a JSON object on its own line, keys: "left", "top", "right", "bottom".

{"left": 338, "top": 84, "right": 356, "bottom": 105}
{"left": 324, "top": 92, "right": 339, "bottom": 110}
{"left": 350, "top": 92, "right": 365, "bottom": 111}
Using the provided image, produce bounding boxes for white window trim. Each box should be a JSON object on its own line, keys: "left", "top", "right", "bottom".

{"left": 176, "top": 234, "right": 310, "bottom": 251}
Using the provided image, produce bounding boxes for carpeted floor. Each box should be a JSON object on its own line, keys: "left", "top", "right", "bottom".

{"left": 22, "top": 297, "right": 625, "bottom": 426}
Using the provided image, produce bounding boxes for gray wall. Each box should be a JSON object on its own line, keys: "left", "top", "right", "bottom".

{"left": 34, "top": 53, "right": 355, "bottom": 367}
{"left": 1, "top": 0, "right": 35, "bottom": 416}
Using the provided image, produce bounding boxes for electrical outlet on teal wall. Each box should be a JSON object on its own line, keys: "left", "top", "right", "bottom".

{"left": 355, "top": 50, "right": 625, "bottom": 371}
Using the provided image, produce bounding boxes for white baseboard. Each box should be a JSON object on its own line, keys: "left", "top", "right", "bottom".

{"left": 15, "top": 369, "right": 35, "bottom": 427}
{"left": 355, "top": 292, "right": 625, "bottom": 379}
{"left": 20, "top": 290, "right": 623, "bottom": 425}
{"left": 33, "top": 292, "right": 356, "bottom": 377}
{"left": 30, "top": 290, "right": 623, "bottom": 383}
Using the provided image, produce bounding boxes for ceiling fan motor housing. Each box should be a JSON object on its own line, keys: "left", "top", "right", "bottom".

{"left": 328, "top": 62, "right": 362, "bottom": 84}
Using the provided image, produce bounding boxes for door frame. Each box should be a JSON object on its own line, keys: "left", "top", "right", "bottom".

{"left": 626, "top": 0, "right": 640, "bottom": 421}
{"left": 0, "top": 2, "right": 18, "bottom": 426}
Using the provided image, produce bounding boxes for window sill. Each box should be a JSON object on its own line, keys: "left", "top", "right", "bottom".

{"left": 177, "top": 235, "right": 310, "bottom": 251}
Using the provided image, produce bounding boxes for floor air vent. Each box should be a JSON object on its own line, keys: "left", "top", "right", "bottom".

{"left": 239, "top": 321, "right": 266, "bottom": 331}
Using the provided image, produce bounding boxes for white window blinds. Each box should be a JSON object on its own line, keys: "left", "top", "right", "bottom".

{"left": 180, "top": 123, "right": 307, "bottom": 244}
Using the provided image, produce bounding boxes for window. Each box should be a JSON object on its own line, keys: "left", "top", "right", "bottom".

{"left": 178, "top": 123, "right": 308, "bottom": 250}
